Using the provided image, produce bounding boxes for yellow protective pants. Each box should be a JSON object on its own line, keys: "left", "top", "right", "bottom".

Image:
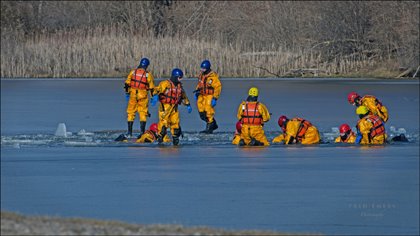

{"left": 360, "top": 134, "right": 387, "bottom": 145}
{"left": 126, "top": 89, "right": 149, "bottom": 122}
{"left": 197, "top": 94, "right": 215, "bottom": 123}
{"left": 240, "top": 124, "right": 270, "bottom": 146}
{"left": 157, "top": 103, "right": 180, "bottom": 136}
{"left": 301, "top": 126, "right": 320, "bottom": 144}
{"left": 232, "top": 133, "right": 241, "bottom": 145}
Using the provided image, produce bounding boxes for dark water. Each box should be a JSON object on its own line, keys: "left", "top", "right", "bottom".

{"left": 1, "top": 78, "right": 419, "bottom": 235}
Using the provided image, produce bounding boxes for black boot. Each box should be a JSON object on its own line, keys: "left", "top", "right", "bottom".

{"left": 139, "top": 121, "right": 146, "bottom": 136}
{"left": 157, "top": 126, "right": 167, "bottom": 144}
{"left": 239, "top": 139, "right": 245, "bottom": 146}
{"left": 200, "top": 122, "right": 211, "bottom": 134}
{"left": 208, "top": 119, "right": 218, "bottom": 134}
{"left": 127, "top": 121, "right": 133, "bottom": 137}
{"left": 172, "top": 128, "right": 181, "bottom": 145}
{"left": 199, "top": 112, "right": 208, "bottom": 122}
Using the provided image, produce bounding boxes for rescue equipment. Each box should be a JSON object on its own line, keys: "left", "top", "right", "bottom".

{"left": 242, "top": 102, "right": 262, "bottom": 125}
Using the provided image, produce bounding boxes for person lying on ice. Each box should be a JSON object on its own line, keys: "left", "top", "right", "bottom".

{"left": 347, "top": 91, "right": 389, "bottom": 123}
{"left": 151, "top": 68, "right": 192, "bottom": 146}
{"left": 232, "top": 121, "right": 242, "bottom": 145}
{"left": 136, "top": 123, "right": 170, "bottom": 143}
{"left": 236, "top": 87, "right": 271, "bottom": 146}
{"left": 355, "top": 106, "right": 387, "bottom": 145}
{"left": 272, "top": 115, "right": 320, "bottom": 145}
{"left": 334, "top": 123, "right": 356, "bottom": 143}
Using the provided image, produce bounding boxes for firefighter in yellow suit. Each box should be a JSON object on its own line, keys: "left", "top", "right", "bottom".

{"left": 236, "top": 87, "right": 270, "bottom": 146}
{"left": 151, "top": 68, "right": 192, "bottom": 146}
{"left": 136, "top": 123, "right": 171, "bottom": 143}
{"left": 334, "top": 124, "right": 356, "bottom": 143}
{"left": 273, "top": 115, "right": 320, "bottom": 145}
{"left": 124, "top": 57, "right": 155, "bottom": 137}
{"left": 194, "top": 60, "right": 222, "bottom": 134}
{"left": 355, "top": 106, "right": 387, "bottom": 145}
{"left": 347, "top": 92, "right": 389, "bottom": 122}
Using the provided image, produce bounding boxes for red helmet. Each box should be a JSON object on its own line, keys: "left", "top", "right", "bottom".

{"left": 347, "top": 92, "right": 360, "bottom": 104}
{"left": 236, "top": 121, "right": 242, "bottom": 133}
{"left": 339, "top": 124, "right": 351, "bottom": 135}
{"left": 149, "top": 123, "right": 158, "bottom": 133}
{"left": 278, "top": 115, "right": 288, "bottom": 129}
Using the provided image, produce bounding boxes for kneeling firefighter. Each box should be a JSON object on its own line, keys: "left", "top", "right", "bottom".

{"left": 236, "top": 87, "right": 271, "bottom": 146}
{"left": 193, "top": 60, "right": 222, "bottom": 134}
{"left": 136, "top": 123, "right": 171, "bottom": 143}
{"left": 347, "top": 92, "right": 389, "bottom": 123}
{"left": 273, "top": 115, "right": 320, "bottom": 145}
{"left": 355, "top": 106, "right": 387, "bottom": 145}
{"left": 334, "top": 123, "right": 356, "bottom": 143}
{"left": 151, "top": 68, "right": 192, "bottom": 145}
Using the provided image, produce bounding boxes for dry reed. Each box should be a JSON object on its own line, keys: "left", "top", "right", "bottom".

{"left": 1, "top": 25, "right": 386, "bottom": 78}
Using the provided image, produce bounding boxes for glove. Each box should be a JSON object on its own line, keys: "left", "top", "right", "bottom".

{"left": 193, "top": 90, "right": 200, "bottom": 101}
{"left": 186, "top": 105, "right": 192, "bottom": 114}
{"left": 151, "top": 94, "right": 158, "bottom": 106}
{"left": 124, "top": 83, "right": 130, "bottom": 93}
{"left": 211, "top": 98, "right": 217, "bottom": 107}
{"left": 355, "top": 132, "right": 363, "bottom": 144}
{"left": 125, "top": 93, "right": 130, "bottom": 102}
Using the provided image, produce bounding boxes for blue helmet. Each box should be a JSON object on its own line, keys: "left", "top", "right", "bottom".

{"left": 139, "top": 58, "right": 150, "bottom": 68}
{"left": 200, "top": 60, "right": 211, "bottom": 70}
{"left": 171, "top": 68, "right": 184, "bottom": 78}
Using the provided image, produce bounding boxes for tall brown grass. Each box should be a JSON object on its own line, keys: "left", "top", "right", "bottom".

{"left": 1, "top": 25, "right": 389, "bottom": 78}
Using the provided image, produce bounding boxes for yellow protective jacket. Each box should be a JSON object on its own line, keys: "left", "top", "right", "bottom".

{"left": 237, "top": 101, "right": 270, "bottom": 124}
{"left": 153, "top": 80, "right": 190, "bottom": 135}
{"left": 272, "top": 118, "right": 320, "bottom": 145}
{"left": 154, "top": 80, "right": 190, "bottom": 106}
{"left": 357, "top": 115, "right": 387, "bottom": 144}
{"left": 136, "top": 130, "right": 170, "bottom": 143}
{"left": 334, "top": 132, "right": 356, "bottom": 143}
{"left": 237, "top": 101, "right": 270, "bottom": 146}
{"left": 125, "top": 68, "right": 155, "bottom": 95}
{"left": 360, "top": 95, "right": 389, "bottom": 122}
{"left": 195, "top": 71, "right": 222, "bottom": 99}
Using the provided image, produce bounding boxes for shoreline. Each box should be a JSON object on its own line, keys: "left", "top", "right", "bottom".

{"left": 1, "top": 211, "right": 311, "bottom": 236}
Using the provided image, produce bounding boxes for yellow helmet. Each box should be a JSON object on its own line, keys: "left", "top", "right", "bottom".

{"left": 248, "top": 87, "right": 259, "bottom": 97}
{"left": 356, "top": 106, "right": 369, "bottom": 115}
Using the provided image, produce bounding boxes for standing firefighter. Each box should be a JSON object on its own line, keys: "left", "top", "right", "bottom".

{"left": 355, "top": 106, "right": 387, "bottom": 145}
{"left": 347, "top": 92, "right": 389, "bottom": 122}
{"left": 124, "top": 57, "right": 155, "bottom": 137}
{"left": 236, "top": 87, "right": 271, "bottom": 146}
{"left": 151, "top": 68, "right": 192, "bottom": 145}
{"left": 273, "top": 115, "right": 320, "bottom": 145}
{"left": 194, "top": 60, "right": 222, "bottom": 134}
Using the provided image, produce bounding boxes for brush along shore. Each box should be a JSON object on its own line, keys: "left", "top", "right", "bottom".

{"left": 1, "top": 211, "right": 320, "bottom": 236}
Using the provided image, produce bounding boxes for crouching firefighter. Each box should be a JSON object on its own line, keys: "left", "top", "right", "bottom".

{"left": 355, "top": 106, "right": 387, "bottom": 145}
{"left": 124, "top": 57, "right": 155, "bottom": 137}
{"left": 151, "top": 68, "right": 192, "bottom": 145}
{"left": 236, "top": 87, "right": 271, "bottom": 146}
{"left": 273, "top": 115, "right": 320, "bottom": 145}
{"left": 193, "top": 60, "right": 222, "bottom": 134}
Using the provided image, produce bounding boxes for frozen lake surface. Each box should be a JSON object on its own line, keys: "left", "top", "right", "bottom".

{"left": 1, "top": 78, "right": 419, "bottom": 235}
